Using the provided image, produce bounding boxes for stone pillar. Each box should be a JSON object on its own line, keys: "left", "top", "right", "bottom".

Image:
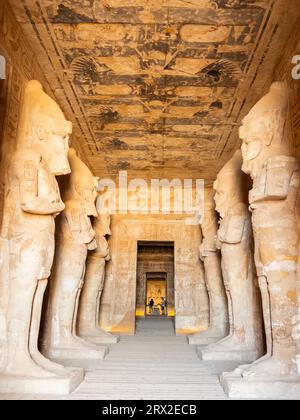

{"left": 78, "top": 196, "right": 119, "bottom": 344}
{"left": 222, "top": 82, "right": 300, "bottom": 399}
{"left": 199, "top": 151, "right": 264, "bottom": 363}
{"left": 41, "top": 149, "right": 108, "bottom": 365}
{"left": 0, "top": 81, "right": 83, "bottom": 394}
{"left": 189, "top": 189, "right": 229, "bottom": 345}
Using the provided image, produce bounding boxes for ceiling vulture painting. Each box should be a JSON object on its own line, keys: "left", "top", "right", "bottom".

{"left": 9, "top": 0, "right": 299, "bottom": 181}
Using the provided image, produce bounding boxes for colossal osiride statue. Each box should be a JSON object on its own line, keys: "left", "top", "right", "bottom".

{"left": 199, "top": 151, "right": 264, "bottom": 362}
{"left": 188, "top": 189, "right": 228, "bottom": 345}
{"left": 0, "top": 81, "right": 83, "bottom": 394}
{"left": 222, "top": 83, "right": 300, "bottom": 399}
{"left": 78, "top": 196, "right": 119, "bottom": 344}
{"left": 42, "top": 149, "right": 108, "bottom": 364}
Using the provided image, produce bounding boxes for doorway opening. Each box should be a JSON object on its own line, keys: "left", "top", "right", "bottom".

{"left": 146, "top": 274, "right": 167, "bottom": 316}
{"left": 135, "top": 241, "right": 175, "bottom": 320}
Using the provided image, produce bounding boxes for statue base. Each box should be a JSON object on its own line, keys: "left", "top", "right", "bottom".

{"left": 188, "top": 332, "right": 225, "bottom": 346}
{"left": 0, "top": 367, "right": 84, "bottom": 395}
{"left": 220, "top": 371, "right": 300, "bottom": 399}
{"left": 45, "top": 344, "right": 108, "bottom": 361}
{"left": 198, "top": 347, "right": 259, "bottom": 362}
{"left": 80, "top": 329, "right": 120, "bottom": 344}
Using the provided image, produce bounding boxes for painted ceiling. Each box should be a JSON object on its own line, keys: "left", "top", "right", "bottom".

{"left": 7, "top": 0, "right": 300, "bottom": 181}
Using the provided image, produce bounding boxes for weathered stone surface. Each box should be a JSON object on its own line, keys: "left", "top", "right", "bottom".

{"left": 0, "top": 80, "right": 84, "bottom": 393}
{"left": 220, "top": 371, "right": 300, "bottom": 400}
{"left": 221, "top": 82, "right": 300, "bottom": 397}
{"left": 41, "top": 148, "right": 108, "bottom": 364}
{"left": 0, "top": 367, "right": 84, "bottom": 395}
{"left": 189, "top": 189, "right": 228, "bottom": 345}
{"left": 78, "top": 196, "right": 119, "bottom": 344}
{"left": 199, "top": 151, "right": 264, "bottom": 362}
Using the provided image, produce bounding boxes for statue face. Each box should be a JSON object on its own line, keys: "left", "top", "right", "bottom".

{"left": 213, "top": 179, "right": 227, "bottom": 219}
{"left": 239, "top": 115, "right": 268, "bottom": 177}
{"left": 37, "top": 117, "right": 72, "bottom": 176}
{"left": 93, "top": 177, "right": 99, "bottom": 201}
{"left": 82, "top": 185, "right": 98, "bottom": 217}
{"left": 69, "top": 149, "right": 98, "bottom": 216}
{"left": 239, "top": 82, "right": 289, "bottom": 177}
{"left": 95, "top": 195, "right": 111, "bottom": 235}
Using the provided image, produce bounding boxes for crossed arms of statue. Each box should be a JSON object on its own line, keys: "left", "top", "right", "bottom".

{"left": 19, "top": 158, "right": 65, "bottom": 215}
{"left": 64, "top": 200, "right": 96, "bottom": 248}
{"left": 264, "top": 157, "right": 299, "bottom": 200}
{"left": 218, "top": 205, "right": 248, "bottom": 244}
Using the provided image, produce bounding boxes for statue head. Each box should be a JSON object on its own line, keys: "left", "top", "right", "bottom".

{"left": 68, "top": 148, "right": 97, "bottom": 216}
{"left": 213, "top": 150, "right": 247, "bottom": 218}
{"left": 18, "top": 80, "right": 72, "bottom": 175}
{"left": 239, "top": 82, "right": 291, "bottom": 178}
{"left": 201, "top": 188, "right": 218, "bottom": 237}
{"left": 94, "top": 195, "right": 111, "bottom": 236}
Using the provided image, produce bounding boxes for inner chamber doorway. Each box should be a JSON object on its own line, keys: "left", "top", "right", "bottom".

{"left": 135, "top": 241, "right": 175, "bottom": 319}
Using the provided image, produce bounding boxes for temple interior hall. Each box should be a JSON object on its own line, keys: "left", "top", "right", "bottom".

{"left": 0, "top": 0, "right": 300, "bottom": 400}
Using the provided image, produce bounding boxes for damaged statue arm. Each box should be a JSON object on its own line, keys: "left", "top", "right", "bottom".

{"left": 20, "top": 160, "right": 65, "bottom": 215}
{"left": 65, "top": 201, "right": 96, "bottom": 245}
{"left": 219, "top": 211, "right": 246, "bottom": 244}
{"left": 264, "top": 157, "right": 298, "bottom": 201}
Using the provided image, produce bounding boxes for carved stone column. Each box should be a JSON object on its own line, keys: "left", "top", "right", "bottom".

{"left": 0, "top": 81, "right": 83, "bottom": 394}
{"left": 189, "top": 189, "right": 228, "bottom": 345}
{"left": 222, "top": 82, "right": 300, "bottom": 399}
{"left": 78, "top": 197, "right": 119, "bottom": 344}
{"left": 41, "top": 149, "right": 108, "bottom": 365}
{"left": 199, "top": 151, "right": 264, "bottom": 363}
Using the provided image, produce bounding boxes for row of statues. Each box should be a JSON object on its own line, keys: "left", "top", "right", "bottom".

{"left": 0, "top": 78, "right": 299, "bottom": 398}
{"left": 190, "top": 82, "right": 300, "bottom": 398}
{"left": 0, "top": 81, "right": 118, "bottom": 394}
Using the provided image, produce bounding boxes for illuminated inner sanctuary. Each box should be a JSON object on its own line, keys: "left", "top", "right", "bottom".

{"left": 0, "top": 0, "right": 300, "bottom": 400}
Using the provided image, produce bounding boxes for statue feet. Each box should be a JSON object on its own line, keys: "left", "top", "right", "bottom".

{"left": 242, "top": 356, "right": 298, "bottom": 379}
{"left": 204, "top": 334, "right": 249, "bottom": 352}
{"left": 188, "top": 327, "right": 228, "bottom": 345}
{"left": 3, "top": 356, "right": 56, "bottom": 378}
{"left": 44, "top": 334, "right": 108, "bottom": 362}
{"left": 31, "top": 349, "right": 71, "bottom": 375}
{"left": 79, "top": 328, "right": 119, "bottom": 344}
{"left": 200, "top": 333, "right": 261, "bottom": 362}
{"left": 234, "top": 352, "right": 271, "bottom": 374}
{"left": 197, "top": 327, "right": 226, "bottom": 338}
{"left": 72, "top": 334, "right": 104, "bottom": 349}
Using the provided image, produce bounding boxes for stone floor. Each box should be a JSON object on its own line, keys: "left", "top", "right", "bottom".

{"left": 0, "top": 318, "right": 240, "bottom": 400}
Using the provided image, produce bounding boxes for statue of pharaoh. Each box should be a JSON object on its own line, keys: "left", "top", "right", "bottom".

{"left": 189, "top": 189, "right": 229, "bottom": 345}
{"left": 200, "top": 151, "right": 264, "bottom": 362}
{"left": 41, "top": 149, "right": 108, "bottom": 362}
{"left": 0, "top": 81, "right": 83, "bottom": 393}
{"left": 78, "top": 196, "right": 119, "bottom": 343}
{"left": 238, "top": 82, "right": 300, "bottom": 379}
